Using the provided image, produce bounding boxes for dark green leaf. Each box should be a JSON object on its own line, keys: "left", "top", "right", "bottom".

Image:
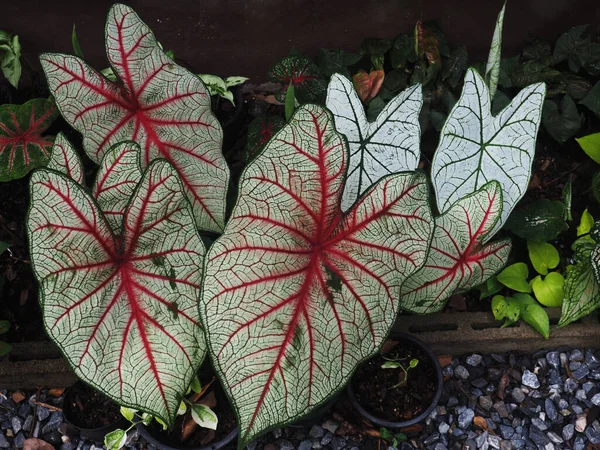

{"left": 553, "top": 25, "right": 589, "bottom": 64}
{"left": 366, "top": 96, "right": 385, "bottom": 122}
{"left": 505, "top": 199, "right": 569, "bottom": 242}
{"left": 245, "top": 116, "right": 285, "bottom": 163}
{"left": 442, "top": 45, "right": 468, "bottom": 89}
{"left": 478, "top": 276, "right": 503, "bottom": 299}
{"left": 562, "top": 176, "right": 573, "bottom": 221}
{"left": 315, "top": 49, "right": 361, "bottom": 79}
{"left": 542, "top": 96, "right": 582, "bottom": 143}
{"left": 593, "top": 172, "right": 600, "bottom": 204}
{"left": 522, "top": 36, "right": 552, "bottom": 61}
{"left": 390, "top": 34, "right": 417, "bottom": 68}
{"left": 491, "top": 90, "right": 511, "bottom": 116}
{"left": 269, "top": 56, "right": 326, "bottom": 104}
{"left": 498, "top": 56, "right": 519, "bottom": 88}
{"left": 381, "top": 69, "right": 408, "bottom": 95}
{"left": 360, "top": 38, "right": 392, "bottom": 70}
{"left": 511, "top": 58, "right": 560, "bottom": 88}
{"left": 71, "top": 25, "right": 85, "bottom": 59}
{"left": 574, "top": 41, "right": 600, "bottom": 76}
{"left": 580, "top": 81, "right": 600, "bottom": 117}
{"left": 430, "top": 110, "right": 447, "bottom": 132}
{"left": 0, "top": 320, "right": 10, "bottom": 334}
{"left": 564, "top": 74, "right": 593, "bottom": 100}
{"left": 0, "top": 241, "right": 9, "bottom": 255}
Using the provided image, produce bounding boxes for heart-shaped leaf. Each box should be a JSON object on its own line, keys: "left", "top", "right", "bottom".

{"left": 576, "top": 132, "right": 600, "bottom": 164}
{"left": 401, "top": 181, "right": 511, "bottom": 314}
{"left": 40, "top": 4, "right": 228, "bottom": 233}
{"left": 497, "top": 262, "right": 531, "bottom": 293}
{"left": 431, "top": 68, "right": 546, "bottom": 240}
{"left": 200, "top": 104, "right": 433, "bottom": 446}
{"left": 326, "top": 74, "right": 422, "bottom": 211}
{"left": 28, "top": 147, "right": 206, "bottom": 426}
{"left": 269, "top": 55, "right": 327, "bottom": 104}
{"left": 527, "top": 241, "right": 559, "bottom": 276}
{"left": 520, "top": 299, "right": 550, "bottom": 339}
{"left": 352, "top": 69, "right": 385, "bottom": 103}
{"left": 0, "top": 98, "right": 58, "bottom": 181}
{"left": 46, "top": 133, "right": 84, "bottom": 184}
{"left": 531, "top": 272, "right": 564, "bottom": 307}
{"left": 505, "top": 199, "right": 568, "bottom": 243}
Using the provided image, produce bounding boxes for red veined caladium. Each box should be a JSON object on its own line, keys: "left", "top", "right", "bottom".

{"left": 269, "top": 55, "right": 327, "bottom": 104}
{"left": 401, "top": 181, "right": 511, "bottom": 313}
{"left": 40, "top": 4, "right": 229, "bottom": 233}
{"left": 200, "top": 104, "right": 434, "bottom": 446}
{"left": 0, "top": 97, "right": 58, "bottom": 181}
{"left": 28, "top": 140, "right": 206, "bottom": 426}
{"left": 431, "top": 68, "right": 546, "bottom": 240}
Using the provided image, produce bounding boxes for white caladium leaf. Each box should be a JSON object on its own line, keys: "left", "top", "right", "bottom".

{"left": 28, "top": 155, "right": 206, "bottom": 427}
{"left": 326, "top": 74, "right": 422, "bottom": 211}
{"left": 485, "top": 2, "right": 506, "bottom": 99}
{"left": 190, "top": 404, "right": 218, "bottom": 430}
{"left": 559, "top": 252, "right": 600, "bottom": 327}
{"left": 200, "top": 104, "right": 433, "bottom": 446}
{"left": 47, "top": 132, "right": 84, "bottom": 184}
{"left": 431, "top": 68, "right": 546, "bottom": 239}
{"left": 40, "top": 4, "right": 228, "bottom": 233}
{"left": 401, "top": 181, "right": 511, "bottom": 313}
{"left": 93, "top": 142, "right": 142, "bottom": 234}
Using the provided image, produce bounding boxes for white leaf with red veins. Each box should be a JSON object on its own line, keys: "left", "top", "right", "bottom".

{"left": 47, "top": 132, "right": 84, "bottom": 184}
{"left": 326, "top": 74, "right": 422, "bottom": 211}
{"left": 39, "top": 4, "right": 228, "bottom": 233}
{"left": 401, "top": 181, "right": 511, "bottom": 314}
{"left": 431, "top": 68, "right": 545, "bottom": 239}
{"left": 93, "top": 142, "right": 142, "bottom": 234}
{"left": 28, "top": 156, "right": 206, "bottom": 426}
{"left": 200, "top": 104, "right": 433, "bottom": 446}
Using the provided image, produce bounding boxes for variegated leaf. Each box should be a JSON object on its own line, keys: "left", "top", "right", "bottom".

{"left": 28, "top": 157, "right": 206, "bottom": 427}
{"left": 47, "top": 132, "right": 84, "bottom": 184}
{"left": 431, "top": 68, "right": 546, "bottom": 239}
{"left": 485, "top": 2, "right": 506, "bottom": 99}
{"left": 559, "top": 250, "right": 600, "bottom": 327}
{"left": 200, "top": 104, "right": 433, "bottom": 446}
{"left": 269, "top": 55, "right": 327, "bottom": 103}
{"left": 40, "top": 4, "right": 228, "bottom": 233}
{"left": 326, "top": 74, "right": 422, "bottom": 211}
{"left": 401, "top": 181, "right": 511, "bottom": 314}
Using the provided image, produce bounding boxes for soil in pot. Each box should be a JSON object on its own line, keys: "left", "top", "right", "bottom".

{"left": 64, "top": 382, "right": 122, "bottom": 429}
{"left": 143, "top": 376, "right": 237, "bottom": 448}
{"left": 351, "top": 339, "right": 438, "bottom": 423}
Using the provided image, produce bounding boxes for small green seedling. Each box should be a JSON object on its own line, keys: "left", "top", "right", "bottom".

{"left": 380, "top": 428, "right": 407, "bottom": 448}
{"left": 381, "top": 355, "right": 419, "bottom": 388}
{"left": 197, "top": 74, "right": 248, "bottom": 106}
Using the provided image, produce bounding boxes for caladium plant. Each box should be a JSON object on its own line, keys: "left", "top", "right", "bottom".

{"left": 431, "top": 68, "right": 546, "bottom": 239}
{"left": 28, "top": 138, "right": 206, "bottom": 427}
{"left": 40, "top": 4, "right": 229, "bottom": 233}
{"left": 200, "top": 104, "right": 434, "bottom": 447}
{"left": 326, "top": 74, "right": 422, "bottom": 212}
{"left": 401, "top": 181, "right": 511, "bottom": 313}
{"left": 269, "top": 55, "right": 327, "bottom": 103}
{"left": 0, "top": 98, "right": 58, "bottom": 181}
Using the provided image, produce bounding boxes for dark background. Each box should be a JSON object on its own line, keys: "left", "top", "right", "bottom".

{"left": 3, "top": 0, "right": 600, "bottom": 81}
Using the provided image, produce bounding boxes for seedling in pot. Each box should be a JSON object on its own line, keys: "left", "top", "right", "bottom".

{"left": 381, "top": 355, "right": 419, "bottom": 388}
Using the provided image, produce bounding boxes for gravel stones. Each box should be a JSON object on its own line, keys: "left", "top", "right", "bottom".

{"left": 458, "top": 408, "right": 475, "bottom": 428}
{"left": 522, "top": 370, "right": 540, "bottom": 389}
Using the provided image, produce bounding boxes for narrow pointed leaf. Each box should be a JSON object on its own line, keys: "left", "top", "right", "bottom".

{"left": 401, "top": 181, "right": 511, "bottom": 314}
{"left": 28, "top": 157, "right": 206, "bottom": 426}
{"left": 326, "top": 74, "right": 422, "bottom": 211}
{"left": 485, "top": 2, "right": 506, "bottom": 99}
{"left": 200, "top": 104, "right": 433, "bottom": 446}
{"left": 93, "top": 142, "right": 142, "bottom": 234}
{"left": 431, "top": 68, "right": 546, "bottom": 239}
{"left": 269, "top": 55, "right": 327, "bottom": 103}
{"left": 47, "top": 133, "right": 84, "bottom": 184}
{"left": 559, "top": 254, "right": 600, "bottom": 327}
{"left": 0, "top": 98, "right": 58, "bottom": 181}
{"left": 40, "top": 4, "right": 228, "bottom": 232}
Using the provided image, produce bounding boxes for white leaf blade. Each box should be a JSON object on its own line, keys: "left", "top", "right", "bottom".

{"left": 485, "top": 2, "right": 506, "bottom": 99}
{"left": 47, "top": 133, "right": 84, "bottom": 184}
{"left": 191, "top": 404, "right": 218, "bottom": 430}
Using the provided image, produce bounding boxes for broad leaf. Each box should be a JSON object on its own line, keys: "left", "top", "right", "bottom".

{"left": 0, "top": 242, "right": 10, "bottom": 255}
{"left": 580, "top": 82, "right": 600, "bottom": 117}
{"left": 576, "top": 132, "right": 600, "bottom": 164}
{"left": 431, "top": 68, "right": 546, "bottom": 239}
{"left": 245, "top": 116, "right": 285, "bottom": 163}
{"left": 315, "top": 48, "right": 362, "bottom": 79}
{"left": 504, "top": 199, "right": 568, "bottom": 243}
{"left": 542, "top": 96, "right": 582, "bottom": 144}
{"left": 485, "top": 2, "right": 506, "bottom": 99}
{"left": 531, "top": 272, "right": 564, "bottom": 307}
{"left": 0, "top": 320, "right": 10, "bottom": 334}
{"left": 200, "top": 104, "right": 433, "bottom": 446}
{"left": 28, "top": 155, "right": 206, "bottom": 426}
{"left": 269, "top": 55, "right": 327, "bottom": 104}
{"left": 520, "top": 301, "right": 550, "bottom": 339}
{"left": 559, "top": 255, "right": 600, "bottom": 327}
{"left": 326, "top": 74, "right": 422, "bottom": 211}
{"left": 577, "top": 208, "right": 594, "bottom": 236}
{"left": 47, "top": 133, "right": 84, "bottom": 185}
{"left": 0, "top": 98, "right": 58, "bottom": 181}
{"left": 401, "top": 182, "right": 511, "bottom": 314}
{"left": 527, "top": 241, "right": 559, "bottom": 276}
{"left": 477, "top": 276, "right": 503, "bottom": 299}
{"left": 40, "top": 4, "right": 228, "bottom": 233}
{"left": 352, "top": 69, "right": 385, "bottom": 103}
{"left": 497, "top": 262, "right": 531, "bottom": 293}
{"left": 553, "top": 25, "right": 589, "bottom": 65}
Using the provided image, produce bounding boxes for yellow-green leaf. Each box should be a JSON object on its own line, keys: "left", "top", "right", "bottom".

{"left": 576, "top": 132, "right": 600, "bottom": 164}
{"left": 577, "top": 208, "right": 594, "bottom": 236}
{"left": 531, "top": 272, "right": 564, "bottom": 307}
{"left": 497, "top": 262, "right": 532, "bottom": 293}
{"left": 527, "top": 241, "right": 559, "bottom": 275}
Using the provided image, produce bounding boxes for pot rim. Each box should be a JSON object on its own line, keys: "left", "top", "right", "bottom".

{"left": 347, "top": 331, "right": 444, "bottom": 429}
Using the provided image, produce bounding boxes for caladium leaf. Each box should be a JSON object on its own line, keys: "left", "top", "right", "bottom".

{"left": 559, "top": 255, "right": 600, "bottom": 327}
{"left": 485, "top": 2, "right": 506, "bottom": 99}
{"left": 245, "top": 116, "right": 285, "bottom": 163}
{"left": 326, "top": 74, "right": 422, "bottom": 212}
{"left": 40, "top": 4, "right": 228, "bottom": 233}
{"left": 352, "top": 69, "right": 385, "bottom": 103}
{"left": 269, "top": 55, "right": 327, "bottom": 104}
{"left": 431, "top": 68, "right": 546, "bottom": 239}
{"left": 28, "top": 156, "right": 206, "bottom": 427}
{"left": 47, "top": 133, "right": 84, "bottom": 185}
{"left": 0, "top": 98, "right": 58, "bottom": 181}
{"left": 200, "top": 104, "right": 433, "bottom": 446}
{"left": 401, "top": 181, "right": 511, "bottom": 314}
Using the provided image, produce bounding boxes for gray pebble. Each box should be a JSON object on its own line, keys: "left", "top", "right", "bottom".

{"left": 42, "top": 411, "right": 63, "bottom": 434}
{"left": 472, "top": 378, "right": 488, "bottom": 389}
{"left": 562, "top": 424, "right": 575, "bottom": 441}
{"left": 546, "top": 352, "right": 559, "bottom": 368}
{"left": 510, "top": 439, "right": 525, "bottom": 450}
{"left": 500, "top": 425, "right": 514, "bottom": 439}
{"left": 569, "top": 361, "right": 582, "bottom": 371}
{"left": 278, "top": 440, "right": 294, "bottom": 450}
{"left": 572, "top": 365, "right": 590, "bottom": 380}
{"left": 320, "top": 432, "right": 333, "bottom": 446}
{"left": 499, "top": 441, "right": 512, "bottom": 450}
{"left": 511, "top": 388, "right": 525, "bottom": 403}
{"left": 458, "top": 409, "right": 475, "bottom": 429}
{"left": 322, "top": 420, "right": 339, "bottom": 434}
{"left": 466, "top": 354, "right": 483, "bottom": 367}
{"left": 298, "top": 440, "right": 312, "bottom": 450}
{"left": 424, "top": 432, "right": 440, "bottom": 445}
{"left": 475, "top": 431, "right": 488, "bottom": 448}
{"left": 546, "top": 432, "right": 563, "bottom": 444}
{"left": 522, "top": 370, "right": 540, "bottom": 389}
{"left": 22, "top": 415, "right": 32, "bottom": 433}
{"left": 479, "top": 396, "right": 493, "bottom": 411}
{"left": 463, "top": 439, "right": 477, "bottom": 450}
{"left": 493, "top": 401, "right": 508, "bottom": 419}
{"left": 531, "top": 417, "right": 548, "bottom": 431}
{"left": 488, "top": 435, "right": 501, "bottom": 449}
{"left": 583, "top": 381, "right": 595, "bottom": 393}
{"left": 455, "top": 365, "right": 470, "bottom": 380}
{"left": 309, "top": 425, "right": 325, "bottom": 439}
{"left": 37, "top": 406, "right": 50, "bottom": 421}
{"left": 12, "top": 416, "right": 22, "bottom": 434}
{"left": 439, "top": 422, "right": 450, "bottom": 434}
{"left": 592, "top": 393, "right": 600, "bottom": 406}
{"left": 544, "top": 399, "right": 557, "bottom": 421}
{"left": 570, "top": 349, "right": 584, "bottom": 362}
{"left": 13, "top": 432, "right": 25, "bottom": 449}
{"left": 574, "top": 436, "right": 586, "bottom": 450}
{"left": 586, "top": 427, "right": 600, "bottom": 444}
{"left": 0, "top": 433, "right": 8, "bottom": 449}
{"left": 564, "top": 378, "right": 578, "bottom": 393}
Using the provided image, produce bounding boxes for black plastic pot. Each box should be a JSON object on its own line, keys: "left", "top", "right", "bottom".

{"left": 347, "top": 332, "right": 443, "bottom": 429}
{"left": 135, "top": 418, "right": 238, "bottom": 450}
{"left": 63, "top": 381, "right": 130, "bottom": 442}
